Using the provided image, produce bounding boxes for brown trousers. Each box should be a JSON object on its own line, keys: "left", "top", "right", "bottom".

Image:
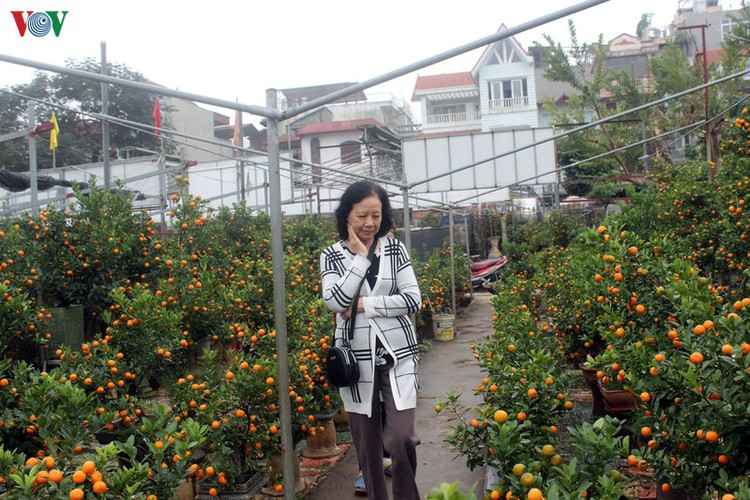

{"left": 348, "top": 361, "right": 420, "bottom": 500}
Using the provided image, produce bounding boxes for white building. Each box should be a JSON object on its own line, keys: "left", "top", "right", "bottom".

{"left": 412, "top": 26, "right": 573, "bottom": 135}
{"left": 408, "top": 26, "right": 562, "bottom": 210}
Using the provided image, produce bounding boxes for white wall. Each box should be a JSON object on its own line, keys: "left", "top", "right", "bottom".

{"left": 299, "top": 130, "right": 363, "bottom": 166}
{"left": 402, "top": 128, "right": 557, "bottom": 198}
{"left": 165, "top": 97, "right": 231, "bottom": 162}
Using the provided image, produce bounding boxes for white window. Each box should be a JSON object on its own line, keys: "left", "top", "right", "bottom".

{"left": 488, "top": 78, "right": 529, "bottom": 109}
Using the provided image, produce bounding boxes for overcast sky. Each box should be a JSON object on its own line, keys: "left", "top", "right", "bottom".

{"left": 0, "top": 0, "right": 738, "bottom": 126}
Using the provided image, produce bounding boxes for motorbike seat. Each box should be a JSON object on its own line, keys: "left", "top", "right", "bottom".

{"left": 471, "top": 257, "right": 505, "bottom": 272}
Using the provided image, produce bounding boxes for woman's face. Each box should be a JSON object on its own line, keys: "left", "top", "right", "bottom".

{"left": 347, "top": 195, "right": 382, "bottom": 244}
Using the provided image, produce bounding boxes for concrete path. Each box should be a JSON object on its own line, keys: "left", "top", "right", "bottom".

{"left": 306, "top": 292, "right": 493, "bottom": 499}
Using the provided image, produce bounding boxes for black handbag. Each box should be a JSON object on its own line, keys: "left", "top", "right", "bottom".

{"left": 326, "top": 337, "right": 360, "bottom": 388}
{"left": 326, "top": 243, "right": 376, "bottom": 388}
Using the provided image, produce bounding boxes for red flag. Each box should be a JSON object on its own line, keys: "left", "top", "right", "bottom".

{"left": 153, "top": 98, "right": 162, "bottom": 135}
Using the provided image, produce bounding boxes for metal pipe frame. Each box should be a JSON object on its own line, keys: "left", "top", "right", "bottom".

{"left": 0, "top": 4, "right": 624, "bottom": 498}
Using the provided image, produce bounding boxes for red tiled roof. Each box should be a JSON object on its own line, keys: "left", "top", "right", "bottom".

{"left": 412, "top": 72, "right": 475, "bottom": 100}
{"left": 704, "top": 49, "right": 723, "bottom": 66}
{"left": 295, "top": 119, "right": 384, "bottom": 136}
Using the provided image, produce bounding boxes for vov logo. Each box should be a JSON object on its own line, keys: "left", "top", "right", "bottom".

{"left": 11, "top": 11, "right": 69, "bottom": 37}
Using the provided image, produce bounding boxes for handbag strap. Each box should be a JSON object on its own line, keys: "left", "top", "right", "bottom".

{"left": 347, "top": 241, "right": 378, "bottom": 341}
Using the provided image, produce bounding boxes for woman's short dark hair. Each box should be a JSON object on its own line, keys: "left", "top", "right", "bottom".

{"left": 334, "top": 180, "right": 393, "bottom": 241}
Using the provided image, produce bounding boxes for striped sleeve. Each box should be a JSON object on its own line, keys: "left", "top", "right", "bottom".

{"left": 362, "top": 240, "right": 421, "bottom": 318}
{"left": 320, "top": 245, "right": 371, "bottom": 313}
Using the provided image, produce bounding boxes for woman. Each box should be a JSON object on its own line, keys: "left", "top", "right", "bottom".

{"left": 320, "top": 180, "right": 422, "bottom": 500}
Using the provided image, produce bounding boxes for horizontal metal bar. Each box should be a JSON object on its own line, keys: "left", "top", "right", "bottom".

{"left": 0, "top": 130, "right": 29, "bottom": 143}
{"left": 0, "top": 53, "right": 282, "bottom": 120}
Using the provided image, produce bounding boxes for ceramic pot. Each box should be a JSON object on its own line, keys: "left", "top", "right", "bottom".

{"left": 599, "top": 382, "right": 638, "bottom": 415}
{"left": 302, "top": 410, "right": 341, "bottom": 458}
{"left": 580, "top": 367, "right": 606, "bottom": 417}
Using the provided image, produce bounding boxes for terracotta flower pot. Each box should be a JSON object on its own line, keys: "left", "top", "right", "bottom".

{"left": 333, "top": 407, "right": 349, "bottom": 426}
{"left": 302, "top": 410, "right": 341, "bottom": 459}
{"left": 580, "top": 367, "right": 606, "bottom": 417}
{"left": 598, "top": 382, "right": 638, "bottom": 415}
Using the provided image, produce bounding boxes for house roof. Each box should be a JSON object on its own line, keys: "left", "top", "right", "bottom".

{"left": 280, "top": 82, "right": 367, "bottom": 105}
{"left": 704, "top": 49, "right": 723, "bottom": 66}
{"left": 411, "top": 73, "right": 476, "bottom": 101}
{"left": 295, "top": 118, "right": 385, "bottom": 136}
{"left": 609, "top": 33, "right": 640, "bottom": 47}
{"left": 471, "top": 25, "right": 532, "bottom": 79}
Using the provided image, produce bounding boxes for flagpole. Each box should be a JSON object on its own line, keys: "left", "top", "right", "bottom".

{"left": 50, "top": 110, "right": 60, "bottom": 207}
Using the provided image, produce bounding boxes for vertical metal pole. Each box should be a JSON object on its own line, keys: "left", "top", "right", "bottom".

{"left": 263, "top": 170, "right": 271, "bottom": 215}
{"left": 401, "top": 187, "right": 412, "bottom": 255}
{"left": 236, "top": 110, "right": 244, "bottom": 202}
{"left": 101, "top": 42, "right": 111, "bottom": 189}
{"left": 641, "top": 118, "right": 648, "bottom": 174}
{"left": 266, "top": 89, "right": 295, "bottom": 500}
{"left": 464, "top": 212, "right": 472, "bottom": 300}
{"left": 27, "top": 101, "right": 39, "bottom": 217}
{"left": 551, "top": 126, "right": 560, "bottom": 210}
{"left": 448, "top": 207, "right": 457, "bottom": 318}
{"left": 240, "top": 161, "right": 246, "bottom": 202}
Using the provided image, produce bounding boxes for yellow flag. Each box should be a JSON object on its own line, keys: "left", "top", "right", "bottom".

{"left": 50, "top": 111, "right": 59, "bottom": 150}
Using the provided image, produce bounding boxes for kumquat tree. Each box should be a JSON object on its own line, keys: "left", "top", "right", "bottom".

{"left": 436, "top": 112, "right": 750, "bottom": 500}
{"left": 0, "top": 171, "right": 376, "bottom": 498}
{"left": 2, "top": 107, "right": 750, "bottom": 500}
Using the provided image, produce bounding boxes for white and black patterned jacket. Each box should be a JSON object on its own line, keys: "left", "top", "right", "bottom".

{"left": 320, "top": 236, "right": 422, "bottom": 416}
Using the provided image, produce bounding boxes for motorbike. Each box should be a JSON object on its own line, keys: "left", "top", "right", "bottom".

{"left": 470, "top": 256, "right": 508, "bottom": 291}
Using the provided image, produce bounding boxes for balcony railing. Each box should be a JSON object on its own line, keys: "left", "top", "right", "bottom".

{"left": 425, "top": 110, "right": 481, "bottom": 125}
{"left": 488, "top": 96, "right": 530, "bottom": 110}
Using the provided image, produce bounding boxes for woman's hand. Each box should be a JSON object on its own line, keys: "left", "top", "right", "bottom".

{"left": 340, "top": 303, "right": 352, "bottom": 320}
{"left": 347, "top": 223, "right": 368, "bottom": 257}
{"left": 339, "top": 298, "right": 364, "bottom": 320}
